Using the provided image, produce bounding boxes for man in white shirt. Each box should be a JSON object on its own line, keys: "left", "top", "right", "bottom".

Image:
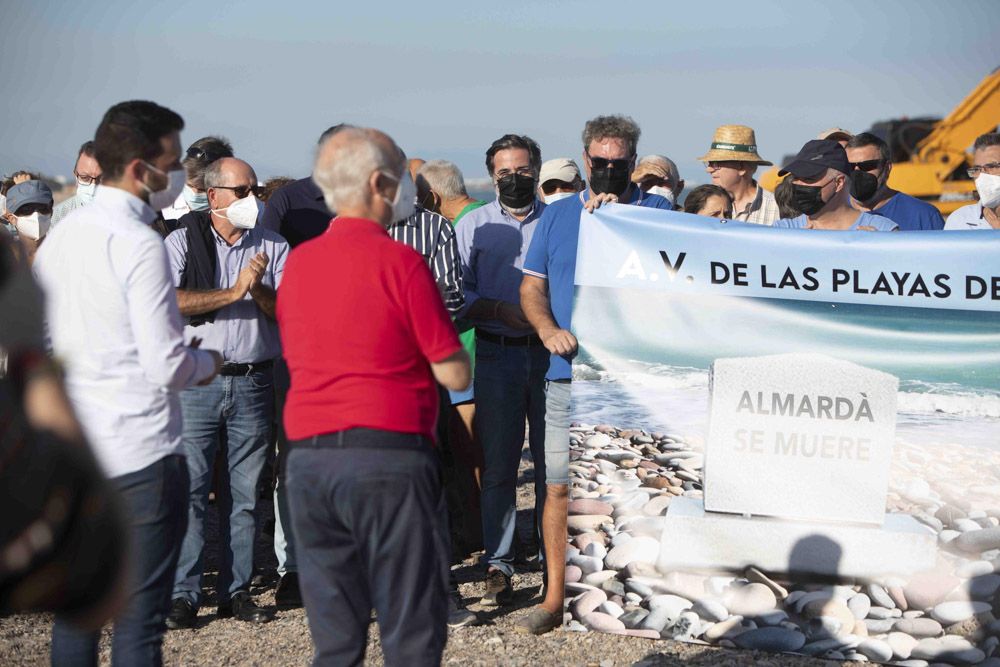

{"left": 945, "top": 133, "right": 1000, "bottom": 230}
{"left": 35, "top": 100, "right": 222, "bottom": 666}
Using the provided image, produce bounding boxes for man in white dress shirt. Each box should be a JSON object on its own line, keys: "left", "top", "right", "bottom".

{"left": 35, "top": 100, "right": 222, "bottom": 666}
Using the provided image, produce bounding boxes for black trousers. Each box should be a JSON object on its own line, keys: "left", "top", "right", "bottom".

{"left": 286, "top": 430, "right": 449, "bottom": 667}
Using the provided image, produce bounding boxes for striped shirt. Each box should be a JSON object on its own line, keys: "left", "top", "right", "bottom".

{"left": 388, "top": 206, "right": 464, "bottom": 315}
{"left": 734, "top": 181, "right": 780, "bottom": 226}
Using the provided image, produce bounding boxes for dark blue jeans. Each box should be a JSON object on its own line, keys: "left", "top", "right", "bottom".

{"left": 173, "top": 369, "right": 273, "bottom": 607}
{"left": 51, "top": 455, "right": 189, "bottom": 667}
{"left": 474, "top": 338, "right": 549, "bottom": 576}
{"left": 286, "top": 433, "right": 449, "bottom": 667}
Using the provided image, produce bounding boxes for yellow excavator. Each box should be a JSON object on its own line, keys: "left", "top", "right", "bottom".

{"left": 761, "top": 67, "right": 1000, "bottom": 215}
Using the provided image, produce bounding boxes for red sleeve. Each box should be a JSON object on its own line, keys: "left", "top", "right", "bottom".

{"left": 403, "top": 257, "right": 463, "bottom": 363}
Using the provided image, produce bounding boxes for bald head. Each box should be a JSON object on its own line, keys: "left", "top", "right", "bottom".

{"left": 205, "top": 158, "right": 258, "bottom": 214}
{"left": 313, "top": 126, "right": 406, "bottom": 223}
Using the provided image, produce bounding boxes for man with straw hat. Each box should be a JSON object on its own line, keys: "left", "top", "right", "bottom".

{"left": 699, "top": 124, "right": 779, "bottom": 225}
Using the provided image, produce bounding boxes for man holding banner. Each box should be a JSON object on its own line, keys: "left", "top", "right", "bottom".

{"left": 517, "top": 115, "right": 672, "bottom": 635}
{"left": 774, "top": 139, "right": 899, "bottom": 232}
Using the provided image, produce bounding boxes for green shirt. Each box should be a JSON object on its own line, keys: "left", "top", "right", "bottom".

{"left": 452, "top": 200, "right": 487, "bottom": 372}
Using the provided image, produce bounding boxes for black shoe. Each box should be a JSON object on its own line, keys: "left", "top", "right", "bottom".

{"left": 274, "top": 573, "right": 302, "bottom": 609}
{"left": 165, "top": 598, "right": 197, "bottom": 630}
{"left": 480, "top": 568, "right": 513, "bottom": 607}
{"left": 217, "top": 592, "right": 272, "bottom": 623}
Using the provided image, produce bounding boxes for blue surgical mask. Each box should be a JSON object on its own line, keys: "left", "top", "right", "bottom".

{"left": 182, "top": 184, "right": 209, "bottom": 211}
{"left": 76, "top": 180, "right": 98, "bottom": 204}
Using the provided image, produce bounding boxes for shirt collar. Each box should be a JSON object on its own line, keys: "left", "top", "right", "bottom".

{"left": 209, "top": 219, "right": 253, "bottom": 247}
{"left": 491, "top": 198, "right": 543, "bottom": 223}
{"left": 329, "top": 216, "right": 388, "bottom": 234}
{"left": 94, "top": 185, "right": 157, "bottom": 225}
{"left": 733, "top": 180, "right": 763, "bottom": 218}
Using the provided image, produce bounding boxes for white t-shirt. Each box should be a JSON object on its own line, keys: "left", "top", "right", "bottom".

{"left": 944, "top": 203, "right": 994, "bottom": 230}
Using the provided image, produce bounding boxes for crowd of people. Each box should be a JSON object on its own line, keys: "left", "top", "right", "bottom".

{"left": 2, "top": 97, "right": 999, "bottom": 666}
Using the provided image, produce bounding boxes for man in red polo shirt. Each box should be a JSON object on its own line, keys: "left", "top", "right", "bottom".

{"left": 277, "top": 126, "right": 469, "bottom": 666}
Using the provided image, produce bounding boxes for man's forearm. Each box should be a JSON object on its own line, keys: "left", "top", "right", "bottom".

{"left": 176, "top": 287, "right": 239, "bottom": 316}
{"left": 249, "top": 285, "right": 277, "bottom": 319}
{"left": 520, "top": 278, "right": 560, "bottom": 333}
{"left": 466, "top": 297, "right": 504, "bottom": 322}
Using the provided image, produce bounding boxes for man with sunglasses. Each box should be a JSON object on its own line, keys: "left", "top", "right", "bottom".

{"left": 162, "top": 137, "right": 235, "bottom": 222}
{"left": 518, "top": 114, "right": 672, "bottom": 635}
{"left": 845, "top": 133, "right": 943, "bottom": 231}
{"left": 945, "top": 132, "right": 1000, "bottom": 230}
{"left": 163, "top": 157, "right": 288, "bottom": 629}
{"left": 699, "top": 125, "right": 779, "bottom": 225}
{"left": 773, "top": 139, "right": 898, "bottom": 231}
{"left": 51, "top": 141, "right": 102, "bottom": 226}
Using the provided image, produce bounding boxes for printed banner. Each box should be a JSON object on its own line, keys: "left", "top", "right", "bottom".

{"left": 566, "top": 206, "right": 1000, "bottom": 665}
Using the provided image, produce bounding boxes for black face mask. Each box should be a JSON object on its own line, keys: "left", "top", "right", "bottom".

{"left": 849, "top": 170, "right": 880, "bottom": 203}
{"left": 791, "top": 183, "right": 829, "bottom": 216}
{"left": 496, "top": 173, "right": 536, "bottom": 210}
{"left": 589, "top": 166, "right": 631, "bottom": 197}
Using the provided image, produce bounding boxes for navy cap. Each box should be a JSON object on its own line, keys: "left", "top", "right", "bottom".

{"left": 6, "top": 180, "right": 54, "bottom": 213}
{"left": 778, "top": 139, "right": 851, "bottom": 180}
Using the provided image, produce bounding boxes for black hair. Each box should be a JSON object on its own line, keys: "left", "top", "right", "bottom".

{"left": 78, "top": 141, "right": 96, "bottom": 158}
{"left": 682, "top": 184, "right": 732, "bottom": 215}
{"left": 973, "top": 132, "right": 1000, "bottom": 152}
{"left": 846, "top": 132, "right": 891, "bottom": 163}
{"left": 485, "top": 134, "right": 542, "bottom": 176}
{"left": 93, "top": 101, "right": 184, "bottom": 180}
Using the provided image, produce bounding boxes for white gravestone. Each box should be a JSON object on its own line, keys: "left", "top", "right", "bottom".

{"left": 703, "top": 353, "right": 898, "bottom": 525}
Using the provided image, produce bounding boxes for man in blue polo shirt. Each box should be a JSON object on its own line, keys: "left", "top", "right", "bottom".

{"left": 519, "top": 114, "right": 671, "bottom": 635}
{"left": 845, "top": 132, "right": 943, "bottom": 231}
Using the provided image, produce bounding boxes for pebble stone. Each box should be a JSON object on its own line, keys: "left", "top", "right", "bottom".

{"left": 732, "top": 627, "right": 806, "bottom": 652}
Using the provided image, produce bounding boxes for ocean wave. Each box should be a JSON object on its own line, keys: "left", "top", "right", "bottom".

{"left": 574, "top": 362, "right": 1000, "bottom": 420}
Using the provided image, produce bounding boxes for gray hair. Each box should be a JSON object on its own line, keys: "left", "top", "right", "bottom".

{"left": 418, "top": 160, "right": 468, "bottom": 199}
{"left": 638, "top": 154, "right": 680, "bottom": 183}
{"left": 582, "top": 115, "right": 641, "bottom": 156}
{"left": 313, "top": 127, "right": 403, "bottom": 212}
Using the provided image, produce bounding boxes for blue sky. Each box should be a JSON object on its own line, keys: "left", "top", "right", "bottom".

{"left": 1, "top": 0, "right": 997, "bottom": 187}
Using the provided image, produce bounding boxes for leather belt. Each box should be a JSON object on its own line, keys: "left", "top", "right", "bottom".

{"left": 292, "top": 428, "right": 431, "bottom": 450}
{"left": 476, "top": 331, "right": 542, "bottom": 347}
{"left": 219, "top": 359, "right": 274, "bottom": 376}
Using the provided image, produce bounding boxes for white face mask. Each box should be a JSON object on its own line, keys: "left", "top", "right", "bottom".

{"left": 140, "top": 162, "right": 186, "bottom": 211}
{"left": 383, "top": 170, "right": 416, "bottom": 223}
{"left": 15, "top": 211, "right": 51, "bottom": 240}
{"left": 975, "top": 173, "right": 1000, "bottom": 209}
{"left": 76, "top": 180, "right": 98, "bottom": 205}
{"left": 214, "top": 194, "right": 263, "bottom": 230}
{"left": 543, "top": 191, "right": 575, "bottom": 205}
{"left": 646, "top": 185, "right": 676, "bottom": 206}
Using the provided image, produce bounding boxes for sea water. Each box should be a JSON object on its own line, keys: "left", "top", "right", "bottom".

{"left": 571, "top": 288, "right": 1000, "bottom": 451}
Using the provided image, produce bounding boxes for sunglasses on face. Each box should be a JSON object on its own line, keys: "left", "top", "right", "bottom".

{"left": 212, "top": 184, "right": 260, "bottom": 199}
{"left": 587, "top": 154, "right": 633, "bottom": 170}
{"left": 850, "top": 159, "right": 884, "bottom": 172}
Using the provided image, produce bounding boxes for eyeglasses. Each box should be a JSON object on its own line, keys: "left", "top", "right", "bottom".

{"left": 185, "top": 146, "right": 228, "bottom": 163}
{"left": 74, "top": 171, "right": 101, "bottom": 186}
{"left": 211, "top": 184, "right": 260, "bottom": 199}
{"left": 705, "top": 161, "right": 740, "bottom": 171}
{"left": 968, "top": 162, "right": 1000, "bottom": 178}
{"left": 588, "top": 154, "right": 634, "bottom": 170}
{"left": 849, "top": 159, "right": 883, "bottom": 172}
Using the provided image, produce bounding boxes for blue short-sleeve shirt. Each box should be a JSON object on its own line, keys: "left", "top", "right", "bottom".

{"left": 867, "top": 192, "right": 944, "bottom": 231}
{"left": 522, "top": 187, "right": 672, "bottom": 381}
{"left": 773, "top": 211, "right": 899, "bottom": 231}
